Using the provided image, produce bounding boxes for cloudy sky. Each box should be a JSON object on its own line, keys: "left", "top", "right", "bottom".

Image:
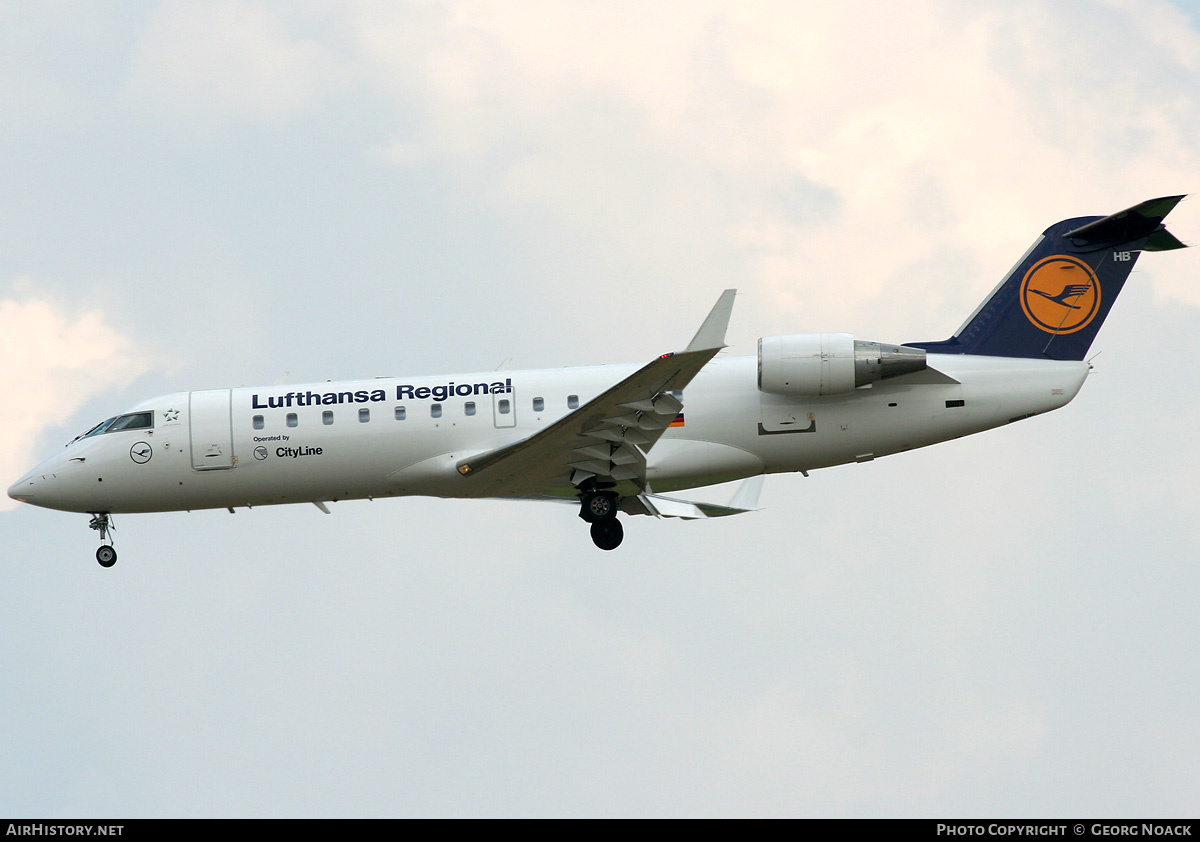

{"left": 3, "top": 0, "right": 1200, "bottom": 817}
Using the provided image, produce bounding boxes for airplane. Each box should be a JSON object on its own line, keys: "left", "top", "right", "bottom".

{"left": 7, "top": 196, "right": 1188, "bottom": 566}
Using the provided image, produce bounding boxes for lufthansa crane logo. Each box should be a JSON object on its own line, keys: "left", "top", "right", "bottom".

{"left": 130, "top": 441, "right": 153, "bottom": 464}
{"left": 1020, "top": 255, "right": 1101, "bottom": 335}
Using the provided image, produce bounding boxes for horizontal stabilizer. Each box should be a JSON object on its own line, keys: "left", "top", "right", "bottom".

{"left": 1064, "top": 195, "right": 1185, "bottom": 246}
{"left": 1144, "top": 228, "right": 1187, "bottom": 252}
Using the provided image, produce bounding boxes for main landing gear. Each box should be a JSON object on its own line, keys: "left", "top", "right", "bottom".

{"left": 578, "top": 489, "right": 623, "bottom": 551}
{"left": 89, "top": 513, "right": 117, "bottom": 568}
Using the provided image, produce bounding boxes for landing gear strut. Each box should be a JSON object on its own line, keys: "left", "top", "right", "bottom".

{"left": 578, "top": 489, "right": 624, "bottom": 550}
{"left": 89, "top": 513, "right": 117, "bottom": 568}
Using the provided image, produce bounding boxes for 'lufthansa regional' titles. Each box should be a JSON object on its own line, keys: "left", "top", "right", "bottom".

{"left": 251, "top": 379, "right": 513, "bottom": 409}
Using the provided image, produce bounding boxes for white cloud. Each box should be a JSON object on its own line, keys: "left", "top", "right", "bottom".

{"left": 345, "top": 0, "right": 1200, "bottom": 336}
{"left": 111, "top": 1, "right": 1200, "bottom": 332}
{"left": 125, "top": 0, "right": 347, "bottom": 127}
{"left": 0, "top": 290, "right": 150, "bottom": 510}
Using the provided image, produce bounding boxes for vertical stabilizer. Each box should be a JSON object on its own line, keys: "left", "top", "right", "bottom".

{"left": 907, "top": 196, "right": 1186, "bottom": 360}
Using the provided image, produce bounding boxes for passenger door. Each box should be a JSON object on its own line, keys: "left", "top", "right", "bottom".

{"left": 189, "top": 389, "right": 236, "bottom": 469}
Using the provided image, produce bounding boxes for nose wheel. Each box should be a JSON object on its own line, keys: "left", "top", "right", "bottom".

{"left": 88, "top": 513, "right": 117, "bottom": 568}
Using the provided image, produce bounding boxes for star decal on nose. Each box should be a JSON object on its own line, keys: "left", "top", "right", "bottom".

{"left": 163, "top": 409, "right": 180, "bottom": 422}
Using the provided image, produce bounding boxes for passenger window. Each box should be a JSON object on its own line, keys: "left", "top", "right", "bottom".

{"left": 286, "top": 413, "right": 298, "bottom": 428}
{"left": 431, "top": 404, "right": 442, "bottom": 418}
{"left": 464, "top": 401, "right": 476, "bottom": 416}
{"left": 498, "top": 399, "right": 510, "bottom": 414}
{"left": 359, "top": 408, "right": 370, "bottom": 423}
{"left": 532, "top": 397, "right": 544, "bottom": 412}
{"left": 322, "top": 410, "right": 334, "bottom": 425}
{"left": 567, "top": 394, "right": 579, "bottom": 409}
{"left": 395, "top": 406, "right": 406, "bottom": 421}
{"left": 253, "top": 415, "right": 264, "bottom": 430}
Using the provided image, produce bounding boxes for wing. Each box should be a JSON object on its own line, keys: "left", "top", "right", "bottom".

{"left": 621, "top": 475, "right": 765, "bottom": 519}
{"left": 454, "top": 290, "right": 736, "bottom": 500}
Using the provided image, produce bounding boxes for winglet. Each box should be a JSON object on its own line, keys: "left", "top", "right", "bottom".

{"left": 727, "top": 475, "right": 764, "bottom": 510}
{"left": 685, "top": 289, "right": 736, "bottom": 352}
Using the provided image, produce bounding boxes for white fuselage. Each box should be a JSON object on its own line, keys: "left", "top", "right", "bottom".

{"left": 8, "top": 353, "right": 1089, "bottom": 515}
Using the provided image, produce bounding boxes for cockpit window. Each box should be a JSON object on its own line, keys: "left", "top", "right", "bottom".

{"left": 81, "top": 417, "right": 118, "bottom": 439}
{"left": 107, "top": 412, "right": 154, "bottom": 432}
{"left": 75, "top": 412, "right": 153, "bottom": 443}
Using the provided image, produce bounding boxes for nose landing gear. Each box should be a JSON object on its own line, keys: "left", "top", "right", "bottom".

{"left": 88, "top": 513, "right": 117, "bottom": 568}
{"left": 578, "top": 489, "right": 624, "bottom": 551}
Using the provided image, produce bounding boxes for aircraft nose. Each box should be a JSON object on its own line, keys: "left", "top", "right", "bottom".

{"left": 8, "top": 452, "right": 98, "bottom": 512}
{"left": 8, "top": 457, "right": 70, "bottom": 508}
{"left": 8, "top": 473, "right": 38, "bottom": 504}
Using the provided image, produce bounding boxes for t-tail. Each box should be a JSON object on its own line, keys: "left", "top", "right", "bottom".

{"left": 907, "top": 196, "right": 1187, "bottom": 360}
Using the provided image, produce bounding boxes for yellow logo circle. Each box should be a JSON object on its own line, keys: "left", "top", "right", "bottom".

{"left": 1019, "top": 255, "right": 1100, "bottom": 335}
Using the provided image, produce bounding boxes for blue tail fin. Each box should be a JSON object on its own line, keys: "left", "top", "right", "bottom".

{"left": 907, "top": 196, "right": 1187, "bottom": 360}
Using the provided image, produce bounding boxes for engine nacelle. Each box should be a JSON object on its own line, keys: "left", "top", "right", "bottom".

{"left": 757, "top": 333, "right": 927, "bottom": 396}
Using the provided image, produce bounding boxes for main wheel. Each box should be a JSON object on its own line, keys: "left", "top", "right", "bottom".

{"left": 96, "top": 545, "right": 117, "bottom": 568}
{"left": 590, "top": 519, "right": 623, "bottom": 551}
{"left": 581, "top": 491, "right": 618, "bottom": 522}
